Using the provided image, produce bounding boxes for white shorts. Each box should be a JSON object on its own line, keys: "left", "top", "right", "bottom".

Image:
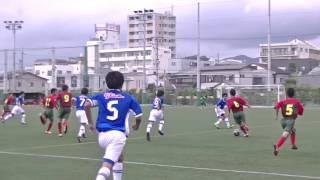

{"left": 76, "top": 110, "right": 88, "bottom": 124}
{"left": 148, "top": 109, "right": 164, "bottom": 122}
{"left": 11, "top": 105, "right": 25, "bottom": 115}
{"left": 98, "top": 130, "right": 126, "bottom": 164}
{"left": 215, "top": 108, "right": 225, "bottom": 117}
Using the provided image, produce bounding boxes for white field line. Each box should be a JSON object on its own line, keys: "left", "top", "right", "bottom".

{"left": 0, "top": 151, "right": 319, "bottom": 179}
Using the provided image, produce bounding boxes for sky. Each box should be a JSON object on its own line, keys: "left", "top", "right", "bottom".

{"left": 0, "top": 0, "right": 320, "bottom": 67}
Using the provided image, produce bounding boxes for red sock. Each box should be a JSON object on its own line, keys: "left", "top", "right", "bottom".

{"left": 276, "top": 136, "right": 287, "bottom": 149}
{"left": 47, "top": 122, "right": 53, "bottom": 131}
{"left": 240, "top": 125, "right": 247, "bottom": 134}
{"left": 57, "top": 122, "right": 62, "bottom": 134}
{"left": 290, "top": 133, "right": 296, "bottom": 145}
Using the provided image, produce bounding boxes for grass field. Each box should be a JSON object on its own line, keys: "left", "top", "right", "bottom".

{"left": 0, "top": 106, "right": 320, "bottom": 180}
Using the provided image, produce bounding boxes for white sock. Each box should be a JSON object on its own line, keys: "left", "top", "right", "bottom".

{"left": 20, "top": 114, "right": 26, "bottom": 123}
{"left": 146, "top": 122, "right": 153, "bottom": 133}
{"left": 158, "top": 120, "right": 164, "bottom": 132}
{"left": 78, "top": 125, "right": 85, "bottom": 137}
{"left": 215, "top": 118, "right": 222, "bottom": 125}
{"left": 112, "top": 162, "right": 123, "bottom": 180}
{"left": 224, "top": 118, "right": 230, "bottom": 127}
{"left": 96, "top": 167, "right": 110, "bottom": 180}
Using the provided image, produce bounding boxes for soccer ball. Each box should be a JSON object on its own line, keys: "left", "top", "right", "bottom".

{"left": 233, "top": 129, "right": 240, "bottom": 136}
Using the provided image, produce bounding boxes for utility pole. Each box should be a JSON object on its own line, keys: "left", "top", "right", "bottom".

{"left": 267, "top": 0, "right": 271, "bottom": 90}
{"left": 134, "top": 9, "right": 154, "bottom": 103}
{"left": 4, "top": 20, "right": 24, "bottom": 92}
{"left": 4, "top": 50, "right": 8, "bottom": 93}
{"left": 51, "top": 47, "right": 56, "bottom": 89}
{"left": 196, "top": 2, "right": 201, "bottom": 101}
{"left": 20, "top": 49, "right": 24, "bottom": 71}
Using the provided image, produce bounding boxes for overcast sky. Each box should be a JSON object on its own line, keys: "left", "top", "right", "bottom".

{"left": 0, "top": 0, "right": 320, "bottom": 67}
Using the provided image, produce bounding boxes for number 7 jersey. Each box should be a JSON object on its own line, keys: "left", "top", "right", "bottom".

{"left": 89, "top": 89, "right": 143, "bottom": 133}
{"left": 274, "top": 98, "right": 304, "bottom": 119}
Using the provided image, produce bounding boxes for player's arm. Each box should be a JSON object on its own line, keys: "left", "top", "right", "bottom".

{"left": 297, "top": 101, "right": 304, "bottom": 116}
{"left": 84, "top": 95, "right": 99, "bottom": 132}
{"left": 130, "top": 97, "right": 143, "bottom": 131}
{"left": 274, "top": 101, "right": 281, "bottom": 121}
{"left": 241, "top": 97, "right": 250, "bottom": 108}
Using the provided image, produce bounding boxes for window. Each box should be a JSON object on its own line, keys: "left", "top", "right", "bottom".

{"left": 57, "top": 70, "right": 62, "bottom": 74}
{"left": 253, "top": 77, "right": 263, "bottom": 85}
{"left": 171, "top": 62, "right": 176, "bottom": 66}
{"left": 240, "top": 74, "right": 245, "bottom": 78}
{"left": 47, "top": 70, "right": 52, "bottom": 76}
{"left": 18, "top": 82, "right": 21, "bottom": 87}
{"left": 67, "top": 71, "right": 72, "bottom": 74}
{"left": 29, "top": 82, "right": 34, "bottom": 87}
{"left": 35, "top": 70, "right": 40, "bottom": 75}
{"left": 229, "top": 75, "right": 235, "bottom": 82}
{"left": 57, "top": 77, "right": 65, "bottom": 87}
{"left": 71, "top": 76, "right": 77, "bottom": 87}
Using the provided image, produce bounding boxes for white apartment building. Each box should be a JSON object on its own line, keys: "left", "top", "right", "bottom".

{"left": 128, "top": 11, "right": 176, "bottom": 58}
{"left": 259, "top": 39, "right": 320, "bottom": 63}
{"left": 33, "top": 59, "right": 83, "bottom": 84}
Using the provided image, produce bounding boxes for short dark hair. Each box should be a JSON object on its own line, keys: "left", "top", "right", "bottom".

{"left": 157, "top": 90, "right": 164, "bottom": 97}
{"left": 50, "top": 88, "right": 57, "bottom": 94}
{"left": 222, "top": 93, "right": 228, "bottom": 97}
{"left": 230, "top": 89, "right": 236, "bottom": 96}
{"left": 105, "top": 71, "right": 124, "bottom": 89}
{"left": 286, "top": 88, "right": 295, "bottom": 98}
{"left": 62, "top": 84, "right": 69, "bottom": 91}
{"left": 81, "top": 87, "right": 89, "bottom": 95}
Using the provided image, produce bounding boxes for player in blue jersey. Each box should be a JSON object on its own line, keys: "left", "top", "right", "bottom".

{"left": 85, "top": 71, "right": 143, "bottom": 180}
{"left": 2, "top": 91, "right": 26, "bottom": 124}
{"left": 214, "top": 93, "right": 232, "bottom": 129}
{"left": 72, "top": 87, "right": 90, "bottom": 143}
{"left": 146, "top": 90, "right": 165, "bottom": 141}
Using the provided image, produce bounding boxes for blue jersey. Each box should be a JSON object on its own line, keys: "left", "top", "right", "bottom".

{"left": 73, "top": 95, "right": 88, "bottom": 111}
{"left": 16, "top": 96, "right": 24, "bottom": 105}
{"left": 151, "top": 96, "right": 163, "bottom": 110}
{"left": 89, "top": 90, "right": 142, "bottom": 133}
{"left": 216, "top": 98, "right": 226, "bottom": 110}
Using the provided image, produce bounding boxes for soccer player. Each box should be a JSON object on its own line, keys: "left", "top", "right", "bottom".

{"left": 2, "top": 91, "right": 26, "bottom": 124}
{"left": 40, "top": 88, "right": 57, "bottom": 134}
{"left": 199, "top": 95, "right": 207, "bottom": 108}
{"left": 146, "top": 89, "right": 165, "bottom": 141}
{"left": 226, "top": 89, "right": 250, "bottom": 137}
{"left": 72, "top": 87, "right": 90, "bottom": 143}
{"left": 1, "top": 93, "right": 14, "bottom": 120}
{"left": 56, "top": 85, "right": 72, "bottom": 137}
{"left": 273, "top": 88, "right": 304, "bottom": 156}
{"left": 214, "top": 93, "right": 232, "bottom": 129}
{"left": 86, "top": 71, "right": 142, "bottom": 180}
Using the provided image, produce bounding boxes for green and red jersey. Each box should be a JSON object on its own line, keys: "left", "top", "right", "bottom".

{"left": 57, "top": 92, "right": 72, "bottom": 108}
{"left": 4, "top": 95, "right": 14, "bottom": 105}
{"left": 274, "top": 98, "right": 304, "bottom": 119}
{"left": 226, "top": 96, "right": 247, "bottom": 113}
{"left": 43, "top": 95, "right": 56, "bottom": 109}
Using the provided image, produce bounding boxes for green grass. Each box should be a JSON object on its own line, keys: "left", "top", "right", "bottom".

{"left": 0, "top": 106, "right": 320, "bottom": 180}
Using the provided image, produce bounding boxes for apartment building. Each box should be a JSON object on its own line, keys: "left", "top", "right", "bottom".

{"left": 259, "top": 39, "right": 320, "bottom": 63}
{"left": 127, "top": 11, "right": 176, "bottom": 58}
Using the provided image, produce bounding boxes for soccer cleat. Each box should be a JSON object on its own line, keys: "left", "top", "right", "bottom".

{"left": 273, "top": 145, "right": 279, "bottom": 156}
{"left": 40, "top": 115, "right": 46, "bottom": 125}
{"left": 77, "top": 136, "right": 82, "bottom": 143}
{"left": 146, "top": 132, "right": 151, "bottom": 141}
{"left": 214, "top": 124, "right": 220, "bottom": 129}
{"left": 158, "top": 130, "right": 164, "bottom": 136}
{"left": 20, "top": 122, "right": 27, "bottom": 125}
{"left": 58, "top": 133, "right": 63, "bottom": 137}
{"left": 291, "top": 145, "right": 298, "bottom": 150}
{"left": 243, "top": 133, "right": 249, "bottom": 137}
{"left": 45, "top": 131, "right": 52, "bottom": 134}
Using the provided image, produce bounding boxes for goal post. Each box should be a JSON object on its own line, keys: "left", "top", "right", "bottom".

{"left": 217, "top": 84, "right": 286, "bottom": 107}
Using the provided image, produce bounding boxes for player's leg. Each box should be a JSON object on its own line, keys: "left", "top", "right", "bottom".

{"left": 112, "top": 154, "right": 124, "bottom": 180}
{"left": 45, "top": 110, "right": 54, "bottom": 134}
{"left": 96, "top": 131, "right": 126, "bottom": 180}
{"left": 238, "top": 113, "right": 248, "bottom": 137}
{"left": 158, "top": 110, "right": 164, "bottom": 135}
{"left": 274, "top": 119, "right": 290, "bottom": 156}
{"left": 40, "top": 111, "right": 47, "bottom": 125}
{"left": 146, "top": 110, "right": 156, "bottom": 141}
{"left": 2, "top": 105, "right": 18, "bottom": 123}
{"left": 63, "top": 108, "right": 71, "bottom": 134}
{"left": 57, "top": 109, "right": 64, "bottom": 137}
{"left": 288, "top": 121, "right": 297, "bottom": 149}
{"left": 214, "top": 108, "right": 222, "bottom": 128}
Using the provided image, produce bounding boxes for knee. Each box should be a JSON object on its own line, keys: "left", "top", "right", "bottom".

{"left": 282, "top": 131, "right": 289, "bottom": 138}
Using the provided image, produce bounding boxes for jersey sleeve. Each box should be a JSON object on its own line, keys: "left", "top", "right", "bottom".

{"left": 87, "top": 95, "right": 99, "bottom": 107}
{"left": 297, "top": 101, "right": 304, "bottom": 115}
{"left": 239, "top": 97, "right": 247, "bottom": 106}
{"left": 129, "top": 96, "right": 143, "bottom": 117}
{"left": 226, "top": 99, "right": 233, "bottom": 109}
